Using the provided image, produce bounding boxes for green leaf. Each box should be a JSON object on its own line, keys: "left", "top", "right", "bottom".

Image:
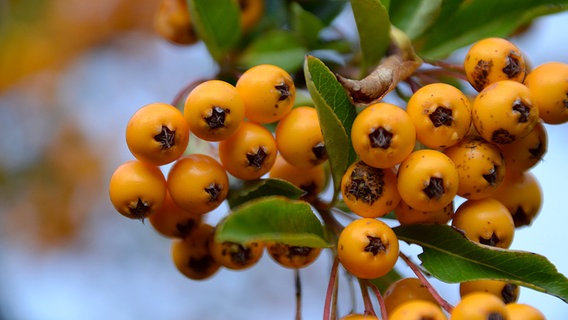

{"left": 186, "top": 0, "right": 241, "bottom": 62}
{"left": 238, "top": 29, "right": 307, "bottom": 73}
{"left": 228, "top": 178, "right": 304, "bottom": 209}
{"left": 293, "top": 0, "right": 348, "bottom": 25}
{"left": 389, "top": 0, "right": 442, "bottom": 40}
{"left": 415, "top": 0, "right": 568, "bottom": 59}
{"left": 246, "top": 0, "right": 289, "bottom": 37}
{"left": 395, "top": 224, "right": 568, "bottom": 302}
{"left": 291, "top": 2, "right": 325, "bottom": 48}
{"left": 304, "top": 55, "right": 358, "bottom": 202}
{"left": 215, "top": 196, "right": 331, "bottom": 247}
{"left": 351, "top": 0, "right": 391, "bottom": 70}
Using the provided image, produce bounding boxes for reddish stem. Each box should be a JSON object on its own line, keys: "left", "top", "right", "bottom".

{"left": 405, "top": 77, "right": 422, "bottom": 93}
{"left": 424, "top": 59, "right": 465, "bottom": 73}
{"left": 323, "top": 257, "right": 340, "bottom": 320}
{"left": 418, "top": 68, "right": 468, "bottom": 81}
{"left": 399, "top": 252, "right": 454, "bottom": 313}
{"left": 365, "top": 280, "right": 388, "bottom": 320}
{"left": 358, "top": 279, "right": 377, "bottom": 317}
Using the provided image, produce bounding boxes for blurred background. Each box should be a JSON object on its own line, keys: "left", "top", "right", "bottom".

{"left": 0, "top": 1, "right": 567, "bottom": 319}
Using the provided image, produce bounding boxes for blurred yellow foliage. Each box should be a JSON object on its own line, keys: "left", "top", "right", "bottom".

{"left": 0, "top": 0, "right": 167, "bottom": 251}
{"left": 1, "top": 120, "right": 105, "bottom": 250}
{"left": 0, "top": 0, "right": 160, "bottom": 91}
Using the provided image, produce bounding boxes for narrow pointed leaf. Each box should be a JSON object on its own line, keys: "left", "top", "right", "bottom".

{"left": 394, "top": 224, "right": 568, "bottom": 303}
{"left": 291, "top": 2, "right": 325, "bottom": 47}
{"left": 388, "top": 0, "right": 442, "bottom": 40}
{"left": 415, "top": 0, "right": 568, "bottom": 59}
{"left": 351, "top": 0, "right": 391, "bottom": 70}
{"left": 293, "top": 0, "right": 348, "bottom": 25}
{"left": 304, "top": 55, "right": 358, "bottom": 199}
{"left": 227, "top": 178, "right": 304, "bottom": 209}
{"left": 216, "top": 196, "right": 330, "bottom": 248}
{"left": 186, "top": 0, "right": 241, "bottom": 61}
{"left": 238, "top": 30, "right": 306, "bottom": 73}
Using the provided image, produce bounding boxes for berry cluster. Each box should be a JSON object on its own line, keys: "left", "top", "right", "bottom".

{"left": 109, "top": 64, "right": 328, "bottom": 280}
{"left": 335, "top": 37, "right": 561, "bottom": 318}
{"left": 108, "top": 35, "right": 564, "bottom": 318}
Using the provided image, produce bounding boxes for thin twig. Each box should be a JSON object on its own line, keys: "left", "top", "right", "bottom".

{"left": 399, "top": 252, "right": 454, "bottom": 313}
{"left": 324, "top": 257, "right": 340, "bottom": 320}
{"left": 295, "top": 269, "right": 302, "bottom": 320}
{"left": 365, "top": 280, "right": 388, "bottom": 320}
{"left": 170, "top": 78, "right": 208, "bottom": 107}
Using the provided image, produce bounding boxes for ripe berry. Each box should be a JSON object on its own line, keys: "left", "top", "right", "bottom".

{"left": 443, "top": 136, "right": 506, "bottom": 200}
{"left": 149, "top": 191, "right": 202, "bottom": 238}
{"left": 351, "top": 102, "right": 416, "bottom": 169}
{"left": 238, "top": 0, "right": 264, "bottom": 32}
{"left": 171, "top": 223, "right": 221, "bottom": 280}
{"left": 125, "top": 102, "right": 190, "bottom": 166}
{"left": 341, "top": 161, "right": 401, "bottom": 218}
{"left": 108, "top": 160, "right": 167, "bottom": 220}
{"left": 394, "top": 199, "right": 454, "bottom": 226}
{"left": 153, "top": 0, "right": 197, "bottom": 45}
{"left": 167, "top": 154, "right": 229, "bottom": 215}
{"left": 384, "top": 277, "right": 439, "bottom": 315}
{"left": 464, "top": 37, "right": 526, "bottom": 92}
{"left": 218, "top": 121, "right": 277, "bottom": 180}
{"left": 389, "top": 300, "right": 447, "bottom": 320}
{"left": 505, "top": 303, "right": 545, "bottom": 320}
{"left": 236, "top": 64, "right": 296, "bottom": 123}
{"left": 209, "top": 238, "right": 264, "bottom": 270}
{"left": 337, "top": 218, "right": 399, "bottom": 279}
{"left": 452, "top": 198, "right": 515, "bottom": 248}
{"left": 268, "top": 154, "right": 327, "bottom": 201}
{"left": 524, "top": 61, "right": 568, "bottom": 124}
{"left": 492, "top": 171, "right": 542, "bottom": 228}
{"left": 184, "top": 80, "right": 245, "bottom": 141}
{"left": 406, "top": 82, "right": 472, "bottom": 149}
{"left": 267, "top": 243, "right": 322, "bottom": 269}
{"left": 460, "top": 279, "right": 519, "bottom": 304}
{"left": 498, "top": 120, "right": 547, "bottom": 173}
{"left": 275, "top": 106, "right": 327, "bottom": 169}
{"left": 472, "top": 80, "right": 539, "bottom": 145}
{"left": 451, "top": 292, "right": 510, "bottom": 320}
{"left": 397, "top": 149, "right": 459, "bottom": 212}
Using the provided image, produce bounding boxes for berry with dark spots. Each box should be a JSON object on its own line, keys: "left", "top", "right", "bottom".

{"left": 267, "top": 242, "right": 321, "bottom": 269}
{"left": 341, "top": 160, "right": 401, "bottom": 217}
{"left": 465, "top": 37, "right": 526, "bottom": 92}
